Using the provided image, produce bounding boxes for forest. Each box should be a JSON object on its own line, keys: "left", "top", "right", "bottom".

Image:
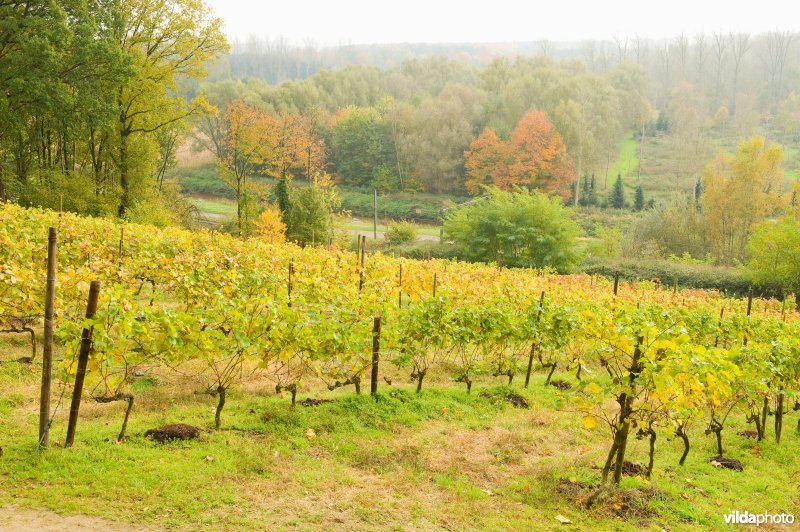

{"left": 2, "top": 1, "right": 799, "bottom": 287}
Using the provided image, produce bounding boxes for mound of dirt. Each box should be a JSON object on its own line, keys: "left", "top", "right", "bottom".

{"left": 737, "top": 430, "right": 759, "bottom": 439}
{"left": 557, "top": 479, "right": 664, "bottom": 520}
{"left": 506, "top": 394, "right": 529, "bottom": 409}
{"left": 144, "top": 423, "right": 200, "bottom": 443}
{"left": 710, "top": 456, "right": 743, "bottom": 471}
{"left": 620, "top": 461, "right": 646, "bottom": 477}
{"left": 549, "top": 380, "right": 572, "bottom": 391}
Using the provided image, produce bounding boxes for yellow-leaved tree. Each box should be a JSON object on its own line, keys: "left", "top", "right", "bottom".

{"left": 116, "top": 0, "right": 228, "bottom": 216}
{"left": 254, "top": 206, "right": 287, "bottom": 244}
{"left": 701, "top": 137, "right": 786, "bottom": 264}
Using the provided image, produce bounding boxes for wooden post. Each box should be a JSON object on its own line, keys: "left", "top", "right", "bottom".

{"left": 433, "top": 273, "right": 437, "bottom": 297}
{"left": 358, "top": 236, "right": 366, "bottom": 292}
{"left": 613, "top": 271, "right": 620, "bottom": 296}
{"left": 288, "top": 260, "right": 293, "bottom": 306}
{"left": 398, "top": 263, "right": 403, "bottom": 308}
{"left": 118, "top": 225, "right": 124, "bottom": 263}
{"left": 746, "top": 287, "right": 753, "bottom": 316}
{"left": 781, "top": 296, "right": 787, "bottom": 322}
{"left": 373, "top": 189, "right": 378, "bottom": 239}
{"left": 39, "top": 227, "right": 57, "bottom": 448}
{"left": 361, "top": 235, "right": 366, "bottom": 266}
{"left": 64, "top": 280, "right": 101, "bottom": 448}
{"left": 714, "top": 307, "right": 725, "bottom": 348}
{"left": 370, "top": 316, "right": 381, "bottom": 395}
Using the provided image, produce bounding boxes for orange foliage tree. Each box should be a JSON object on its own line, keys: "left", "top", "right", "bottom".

{"left": 220, "top": 101, "right": 326, "bottom": 235}
{"left": 464, "top": 110, "right": 574, "bottom": 199}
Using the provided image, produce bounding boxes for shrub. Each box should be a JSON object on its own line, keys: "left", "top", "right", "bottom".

{"left": 126, "top": 184, "right": 198, "bottom": 229}
{"left": 386, "top": 221, "right": 418, "bottom": 245}
{"left": 443, "top": 186, "right": 580, "bottom": 271}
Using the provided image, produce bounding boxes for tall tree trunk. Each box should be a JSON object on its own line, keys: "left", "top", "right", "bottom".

{"left": 118, "top": 130, "right": 130, "bottom": 217}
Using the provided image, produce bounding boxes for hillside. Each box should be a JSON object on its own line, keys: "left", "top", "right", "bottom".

{"left": 1, "top": 204, "right": 799, "bottom": 529}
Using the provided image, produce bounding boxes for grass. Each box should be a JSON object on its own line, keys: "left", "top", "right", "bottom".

{"left": 608, "top": 132, "right": 640, "bottom": 183}
{"left": 187, "top": 196, "right": 237, "bottom": 217}
{"left": 2, "top": 333, "right": 799, "bottom": 529}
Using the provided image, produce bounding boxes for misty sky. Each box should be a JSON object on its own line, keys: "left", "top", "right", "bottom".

{"left": 204, "top": 0, "right": 792, "bottom": 46}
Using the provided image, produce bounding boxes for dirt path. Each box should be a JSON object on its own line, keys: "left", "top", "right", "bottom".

{"left": 0, "top": 506, "right": 148, "bottom": 531}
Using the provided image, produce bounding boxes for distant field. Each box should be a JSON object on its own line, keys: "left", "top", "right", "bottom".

{"left": 189, "top": 196, "right": 237, "bottom": 217}
{"left": 186, "top": 195, "right": 443, "bottom": 239}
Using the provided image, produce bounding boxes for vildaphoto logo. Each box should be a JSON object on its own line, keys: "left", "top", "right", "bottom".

{"left": 723, "top": 511, "right": 795, "bottom": 526}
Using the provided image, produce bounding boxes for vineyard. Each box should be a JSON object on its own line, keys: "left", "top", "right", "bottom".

{"left": 1, "top": 202, "right": 800, "bottom": 528}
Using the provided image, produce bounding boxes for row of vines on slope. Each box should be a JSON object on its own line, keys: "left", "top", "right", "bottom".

{"left": 1, "top": 203, "right": 799, "bottom": 486}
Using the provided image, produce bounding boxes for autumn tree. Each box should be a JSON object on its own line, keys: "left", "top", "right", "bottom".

{"left": 114, "top": 0, "right": 228, "bottom": 215}
{"left": 701, "top": 137, "right": 785, "bottom": 263}
{"left": 219, "top": 101, "right": 326, "bottom": 235}
{"left": 464, "top": 128, "right": 507, "bottom": 193}
{"left": 464, "top": 110, "right": 574, "bottom": 198}
{"left": 220, "top": 101, "right": 276, "bottom": 235}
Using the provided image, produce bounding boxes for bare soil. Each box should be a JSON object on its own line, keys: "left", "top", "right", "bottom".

{"left": 0, "top": 506, "right": 149, "bottom": 531}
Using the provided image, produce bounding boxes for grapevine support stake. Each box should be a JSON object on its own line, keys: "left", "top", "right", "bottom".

{"left": 65, "top": 280, "right": 101, "bottom": 448}
{"left": 713, "top": 308, "right": 725, "bottom": 347}
{"left": 39, "top": 227, "right": 57, "bottom": 448}
{"left": 744, "top": 288, "right": 753, "bottom": 346}
{"left": 398, "top": 263, "right": 403, "bottom": 308}
{"left": 288, "top": 259, "right": 293, "bottom": 306}
{"left": 613, "top": 271, "right": 619, "bottom": 296}
{"left": 432, "top": 273, "right": 437, "bottom": 297}
{"left": 358, "top": 235, "right": 366, "bottom": 292}
{"left": 370, "top": 316, "right": 381, "bottom": 396}
{"left": 118, "top": 225, "right": 124, "bottom": 263}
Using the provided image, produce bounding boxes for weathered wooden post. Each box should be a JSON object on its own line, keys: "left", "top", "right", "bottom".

{"left": 370, "top": 316, "right": 381, "bottom": 396}
{"left": 65, "top": 280, "right": 101, "bottom": 448}
{"left": 39, "top": 227, "right": 57, "bottom": 448}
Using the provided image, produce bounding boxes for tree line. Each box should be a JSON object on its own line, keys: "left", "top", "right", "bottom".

{"left": 0, "top": 0, "right": 227, "bottom": 219}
